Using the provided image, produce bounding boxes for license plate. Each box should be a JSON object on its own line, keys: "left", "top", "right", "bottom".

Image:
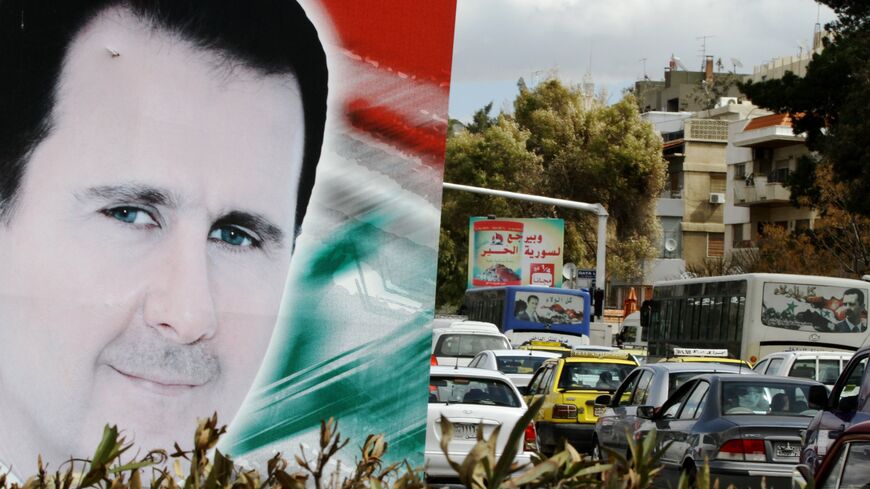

{"left": 453, "top": 423, "right": 478, "bottom": 440}
{"left": 775, "top": 443, "right": 798, "bottom": 458}
{"left": 593, "top": 406, "right": 606, "bottom": 417}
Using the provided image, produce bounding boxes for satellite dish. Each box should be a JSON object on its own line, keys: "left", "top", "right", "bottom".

{"left": 664, "top": 238, "right": 678, "bottom": 252}
{"left": 562, "top": 262, "right": 577, "bottom": 280}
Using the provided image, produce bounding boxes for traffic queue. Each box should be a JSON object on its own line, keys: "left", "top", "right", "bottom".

{"left": 425, "top": 319, "right": 868, "bottom": 489}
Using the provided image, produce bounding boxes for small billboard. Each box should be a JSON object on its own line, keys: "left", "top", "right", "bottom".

{"left": 467, "top": 217, "right": 565, "bottom": 288}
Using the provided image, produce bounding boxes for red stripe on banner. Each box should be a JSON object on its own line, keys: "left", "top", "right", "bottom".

{"left": 319, "top": 0, "right": 457, "bottom": 85}
{"left": 346, "top": 98, "right": 447, "bottom": 166}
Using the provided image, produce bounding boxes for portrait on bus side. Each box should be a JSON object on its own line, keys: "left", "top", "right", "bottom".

{"left": 0, "top": 0, "right": 455, "bottom": 479}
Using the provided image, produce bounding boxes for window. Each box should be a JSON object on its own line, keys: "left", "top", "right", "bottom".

{"left": 678, "top": 381, "right": 709, "bottom": 419}
{"left": 732, "top": 225, "right": 744, "bottom": 247}
{"left": 661, "top": 381, "right": 696, "bottom": 419}
{"left": 634, "top": 370, "right": 655, "bottom": 405}
{"left": 614, "top": 370, "right": 641, "bottom": 406}
{"left": 767, "top": 357, "right": 784, "bottom": 375}
{"left": 752, "top": 359, "right": 770, "bottom": 374}
{"left": 795, "top": 219, "right": 811, "bottom": 232}
{"left": 429, "top": 376, "right": 521, "bottom": 407}
{"left": 834, "top": 355, "right": 867, "bottom": 410}
{"left": 708, "top": 233, "right": 724, "bottom": 257}
{"left": 734, "top": 163, "right": 746, "bottom": 180}
{"left": 789, "top": 359, "right": 817, "bottom": 380}
{"left": 710, "top": 175, "right": 726, "bottom": 193}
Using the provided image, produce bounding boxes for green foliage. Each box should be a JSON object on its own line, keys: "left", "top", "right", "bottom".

{"left": 438, "top": 77, "right": 666, "bottom": 309}
{"left": 0, "top": 412, "right": 761, "bottom": 489}
{"left": 687, "top": 72, "right": 743, "bottom": 111}
{"left": 739, "top": 0, "right": 870, "bottom": 215}
{"left": 0, "top": 416, "right": 426, "bottom": 489}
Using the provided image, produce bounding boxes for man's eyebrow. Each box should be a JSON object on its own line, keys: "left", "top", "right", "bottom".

{"left": 214, "top": 211, "right": 286, "bottom": 246}
{"left": 78, "top": 184, "right": 178, "bottom": 208}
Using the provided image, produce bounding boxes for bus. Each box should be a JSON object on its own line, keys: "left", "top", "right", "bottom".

{"left": 642, "top": 273, "right": 870, "bottom": 364}
{"left": 462, "top": 286, "right": 591, "bottom": 346}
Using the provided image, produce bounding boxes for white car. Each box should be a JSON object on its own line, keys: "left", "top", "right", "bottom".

{"left": 467, "top": 349, "right": 561, "bottom": 393}
{"left": 426, "top": 366, "right": 536, "bottom": 482}
{"left": 753, "top": 349, "right": 853, "bottom": 387}
{"left": 430, "top": 320, "right": 511, "bottom": 367}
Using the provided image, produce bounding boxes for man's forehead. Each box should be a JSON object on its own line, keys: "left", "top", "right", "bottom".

{"left": 61, "top": 6, "right": 302, "bottom": 110}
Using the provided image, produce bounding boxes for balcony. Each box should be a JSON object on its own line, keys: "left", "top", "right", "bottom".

{"left": 732, "top": 174, "right": 792, "bottom": 207}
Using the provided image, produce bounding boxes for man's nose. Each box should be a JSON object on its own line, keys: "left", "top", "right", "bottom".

{"left": 143, "top": 231, "right": 218, "bottom": 344}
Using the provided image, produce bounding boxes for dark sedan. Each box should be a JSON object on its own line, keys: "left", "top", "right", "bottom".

{"left": 636, "top": 374, "right": 826, "bottom": 489}
{"left": 593, "top": 362, "right": 749, "bottom": 462}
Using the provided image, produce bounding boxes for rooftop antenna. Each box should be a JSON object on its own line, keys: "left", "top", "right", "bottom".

{"left": 729, "top": 57, "right": 743, "bottom": 73}
{"left": 639, "top": 57, "right": 648, "bottom": 80}
{"left": 697, "top": 35, "right": 715, "bottom": 70}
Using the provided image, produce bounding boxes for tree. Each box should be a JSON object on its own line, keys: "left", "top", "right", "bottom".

{"left": 437, "top": 116, "right": 543, "bottom": 310}
{"left": 753, "top": 163, "right": 870, "bottom": 277}
{"left": 436, "top": 78, "right": 666, "bottom": 310}
{"left": 687, "top": 72, "right": 743, "bottom": 110}
{"left": 739, "top": 0, "right": 870, "bottom": 215}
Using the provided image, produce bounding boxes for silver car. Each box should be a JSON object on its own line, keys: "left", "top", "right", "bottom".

{"left": 467, "top": 349, "right": 561, "bottom": 393}
{"left": 636, "top": 374, "right": 825, "bottom": 489}
{"left": 593, "top": 362, "right": 748, "bottom": 461}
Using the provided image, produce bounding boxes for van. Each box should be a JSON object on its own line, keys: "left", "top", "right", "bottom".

{"left": 430, "top": 320, "right": 511, "bottom": 367}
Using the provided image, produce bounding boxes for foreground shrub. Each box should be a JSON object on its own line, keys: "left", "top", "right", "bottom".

{"left": 0, "top": 414, "right": 426, "bottom": 489}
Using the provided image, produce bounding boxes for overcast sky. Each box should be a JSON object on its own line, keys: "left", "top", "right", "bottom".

{"left": 448, "top": 0, "right": 837, "bottom": 123}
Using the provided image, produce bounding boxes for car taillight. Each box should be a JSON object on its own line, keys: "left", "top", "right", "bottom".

{"left": 552, "top": 404, "right": 578, "bottom": 419}
{"left": 430, "top": 354, "right": 438, "bottom": 366}
{"left": 717, "top": 439, "right": 766, "bottom": 462}
{"left": 523, "top": 423, "right": 538, "bottom": 452}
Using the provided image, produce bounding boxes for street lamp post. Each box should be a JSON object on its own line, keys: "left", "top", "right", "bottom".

{"left": 442, "top": 182, "right": 609, "bottom": 313}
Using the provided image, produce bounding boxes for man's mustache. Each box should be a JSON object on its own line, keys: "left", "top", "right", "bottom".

{"left": 99, "top": 327, "right": 220, "bottom": 385}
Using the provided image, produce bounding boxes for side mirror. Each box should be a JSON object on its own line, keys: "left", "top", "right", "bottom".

{"left": 636, "top": 405, "right": 656, "bottom": 419}
{"left": 791, "top": 464, "right": 812, "bottom": 489}
{"left": 595, "top": 394, "right": 612, "bottom": 407}
{"left": 808, "top": 384, "right": 829, "bottom": 409}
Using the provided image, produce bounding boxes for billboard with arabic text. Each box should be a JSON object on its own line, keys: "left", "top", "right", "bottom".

{"left": 467, "top": 217, "right": 564, "bottom": 288}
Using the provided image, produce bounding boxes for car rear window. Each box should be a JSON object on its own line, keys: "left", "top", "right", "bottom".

{"left": 434, "top": 334, "right": 511, "bottom": 358}
{"left": 557, "top": 362, "right": 636, "bottom": 391}
{"left": 721, "top": 381, "right": 820, "bottom": 416}
{"left": 495, "top": 355, "right": 549, "bottom": 374}
{"left": 429, "top": 376, "right": 521, "bottom": 407}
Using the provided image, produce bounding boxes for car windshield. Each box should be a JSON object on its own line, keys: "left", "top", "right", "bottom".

{"left": 495, "top": 355, "right": 550, "bottom": 374}
{"left": 435, "top": 334, "right": 511, "bottom": 358}
{"left": 721, "top": 381, "right": 820, "bottom": 416}
{"left": 429, "top": 376, "right": 521, "bottom": 407}
{"left": 558, "top": 362, "right": 635, "bottom": 391}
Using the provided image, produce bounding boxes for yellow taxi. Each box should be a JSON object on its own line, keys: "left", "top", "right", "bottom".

{"left": 524, "top": 351, "right": 638, "bottom": 454}
{"left": 515, "top": 340, "right": 572, "bottom": 356}
{"left": 660, "top": 348, "right": 752, "bottom": 368}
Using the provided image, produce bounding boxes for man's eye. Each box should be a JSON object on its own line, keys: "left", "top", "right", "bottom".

{"left": 209, "top": 226, "right": 259, "bottom": 248}
{"left": 103, "top": 206, "right": 157, "bottom": 226}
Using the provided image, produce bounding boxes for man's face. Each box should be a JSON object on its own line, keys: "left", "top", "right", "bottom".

{"left": 528, "top": 297, "right": 538, "bottom": 310}
{"left": 844, "top": 293, "right": 864, "bottom": 323}
{"left": 0, "top": 8, "right": 304, "bottom": 472}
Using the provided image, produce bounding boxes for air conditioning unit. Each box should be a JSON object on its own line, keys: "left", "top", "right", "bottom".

{"left": 709, "top": 193, "right": 726, "bottom": 204}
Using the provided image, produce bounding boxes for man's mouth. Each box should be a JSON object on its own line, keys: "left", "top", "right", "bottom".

{"left": 110, "top": 366, "right": 205, "bottom": 395}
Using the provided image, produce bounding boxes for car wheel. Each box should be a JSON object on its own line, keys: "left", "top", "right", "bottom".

{"left": 680, "top": 462, "right": 697, "bottom": 489}
{"left": 591, "top": 437, "right": 603, "bottom": 462}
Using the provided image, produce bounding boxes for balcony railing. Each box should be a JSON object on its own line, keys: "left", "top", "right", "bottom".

{"left": 732, "top": 174, "right": 791, "bottom": 206}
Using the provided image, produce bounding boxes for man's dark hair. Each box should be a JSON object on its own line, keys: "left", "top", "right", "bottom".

{"left": 528, "top": 295, "right": 539, "bottom": 302}
{"left": 845, "top": 288, "right": 865, "bottom": 307}
{"left": 0, "top": 0, "right": 328, "bottom": 229}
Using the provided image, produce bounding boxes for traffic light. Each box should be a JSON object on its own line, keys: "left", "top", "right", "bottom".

{"left": 593, "top": 288, "right": 604, "bottom": 319}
